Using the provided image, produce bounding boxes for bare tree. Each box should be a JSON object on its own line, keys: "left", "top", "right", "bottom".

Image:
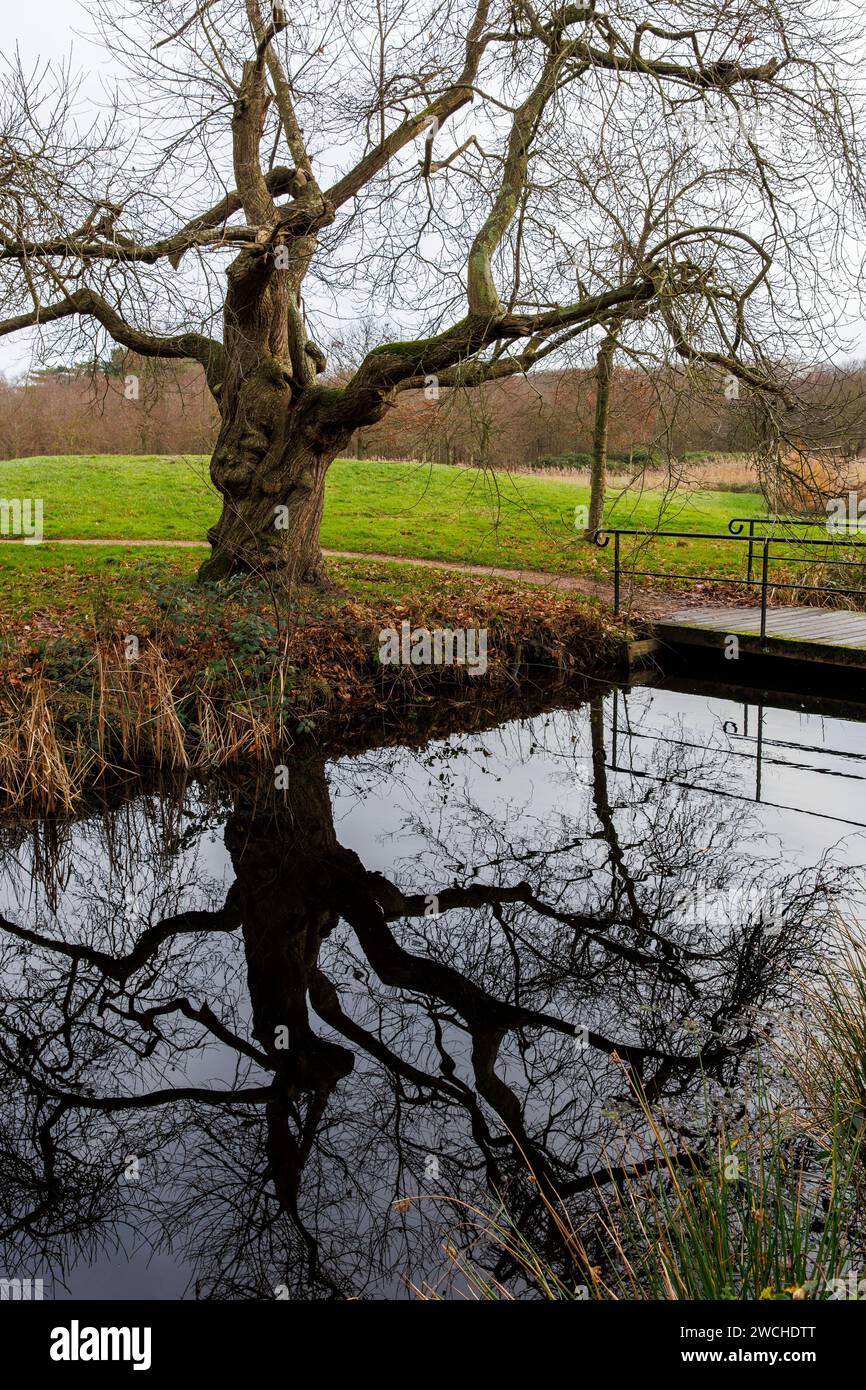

{"left": 0, "top": 2, "right": 863, "bottom": 583}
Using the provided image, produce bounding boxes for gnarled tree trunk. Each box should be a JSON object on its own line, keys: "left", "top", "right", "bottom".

{"left": 197, "top": 50, "right": 355, "bottom": 587}
{"left": 199, "top": 358, "right": 347, "bottom": 584}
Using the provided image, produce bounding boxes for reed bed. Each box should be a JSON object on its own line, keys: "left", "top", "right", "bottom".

{"left": 783, "top": 922, "right": 866, "bottom": 1180}
{"left": 507, "top": 453, "right": 760, "bottom": 493}
{"left": 0, "top": 646, "right": 288, "bottom": 814}
{"left": 0, "top": 678, "right": 86, "bottom": 815}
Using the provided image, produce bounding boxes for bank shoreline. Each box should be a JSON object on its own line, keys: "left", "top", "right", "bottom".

{"left": 0, "top": 565, "right": 627, "bottom": 816}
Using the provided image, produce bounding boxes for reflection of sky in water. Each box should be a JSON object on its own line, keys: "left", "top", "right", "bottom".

{"left": 608, "top": 686, "right": 866, "bottom": 864}
{"left": 332, "top": 684, "right": 866, "bottom": 879}
{"left": 0, "top": 680, "right": 862, "bottom": 1300}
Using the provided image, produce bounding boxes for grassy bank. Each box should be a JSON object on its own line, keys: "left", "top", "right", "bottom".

{"left": 423, "top": 1084, "right": 865, "bottom": 1302}
{"left": 0, "top": 453, "right": 769, "bottom": 583}
{"left": 0, "top": 552, "right": 621, "bottom": 814}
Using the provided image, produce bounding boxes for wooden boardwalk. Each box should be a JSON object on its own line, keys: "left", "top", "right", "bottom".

{"left": 655, "top": 605, "right": 866, "bottom": 669}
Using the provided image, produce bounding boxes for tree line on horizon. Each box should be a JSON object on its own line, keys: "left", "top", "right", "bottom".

{"left": 4, "top": 351, "right": 866, "bottom": 477}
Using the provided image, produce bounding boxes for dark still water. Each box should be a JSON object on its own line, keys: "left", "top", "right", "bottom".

{"left": 1, "top": 681, "right": 864, "bottom": 1300}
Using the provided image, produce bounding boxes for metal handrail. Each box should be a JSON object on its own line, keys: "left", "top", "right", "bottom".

{"left": 727, "top": 515, "right": 866, "bottom": 587}
{"left": 596, "top": 526, "right": 866, "bottom": 546}
{"left": 592, "top": 524, "right": 866, "bottom": 644}
{"left": 726, "top": 516, "right": 856, "bottom": 532}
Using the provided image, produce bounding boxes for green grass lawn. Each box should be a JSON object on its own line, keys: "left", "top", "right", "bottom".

{"left": 0, "top": 545, "right": 199, "bottom": 619}
{"left": 0, "top": 453, "right": 769, "bottom": 587}
{"left": 0, "top": 455, "right": 215, "bottom": 539}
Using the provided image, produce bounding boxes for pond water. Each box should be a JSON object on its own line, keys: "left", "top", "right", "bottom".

{"left": 1, "top": 680, "right": 864, "bottom": 1299}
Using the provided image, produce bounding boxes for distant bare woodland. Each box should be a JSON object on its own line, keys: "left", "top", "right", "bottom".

{"left": 3, "top": 355, "right": 866, "bottom": 471}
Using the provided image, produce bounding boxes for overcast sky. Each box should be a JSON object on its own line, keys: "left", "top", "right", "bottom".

{"left": 1, "top": 1, "right": 111, "bottom": 376}
{"left": 3, "top": 1, "right": 866, "bottom": 379}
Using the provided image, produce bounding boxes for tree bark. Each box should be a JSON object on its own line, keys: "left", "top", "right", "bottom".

{"left": 586, "top": 328, "right": 619, "bottom": 539}
{"left": 196, "top": 50, "right": 348, "bottom": 587}
{"left": 198, "top": 357, "right": 346, "bottom": 584}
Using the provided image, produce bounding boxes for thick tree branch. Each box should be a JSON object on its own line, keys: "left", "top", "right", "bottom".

{"left": 467, "top": 52, "right": 571, "bottom": 314}
{"left": 0, "top": 222, "right": 263, "bottom": 264}
{"left": 318, "top": 276, "right": 657, "bottom": 432}
{"left": 0, "top": 287, "right": 226, "bottom": 396}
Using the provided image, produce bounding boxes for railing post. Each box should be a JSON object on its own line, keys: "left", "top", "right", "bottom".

{"left": 746, "top": 519, "right": 755, "bottom": 588}
{"left": 614, "top": 531, "right": 621, "bottom": 615}
{"left": 760, "top": 538, "right": 770, "bottom": 648}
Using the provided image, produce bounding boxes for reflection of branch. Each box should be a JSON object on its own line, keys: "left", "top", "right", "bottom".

{"left": 310, "top": 968, "right": 465, "bottom": 1103}
{"left": 331, "top": 850, "right": 674, "bottom": 1068}
{"left": 0, "top": 1040, "right": 274, "bottom": 1110}
{"left": 369, "top": 870, "right": 704, "bottom": 987}
{"left": 0, "top": 895, "right": 242, "bottom": 984}
{"left": 105, "top": 996, "right": 268, "bottom": 1067}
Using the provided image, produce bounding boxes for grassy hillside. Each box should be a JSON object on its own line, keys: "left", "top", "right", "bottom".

{"left": 0, "top": 453, "right": 767, "bottom": 583}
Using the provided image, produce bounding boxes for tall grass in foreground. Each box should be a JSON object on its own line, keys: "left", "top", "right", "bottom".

{"left": 786, "top": 924, "right": 866, "bottom": 1158}
{"left": 0, "top": 644, "right": 292, "bottom": 813}
{"left": 415, "top": 929, "right": 866, "bottom": 1300}
{"left": 595, "top": 1080, "right": 861, "bottom": 1300}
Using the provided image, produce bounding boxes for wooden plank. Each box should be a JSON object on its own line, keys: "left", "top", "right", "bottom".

{"left": 767, "top": 619, "right": 866, "bottom": 645}
{"left": 666, "top": 614, "right": 759, "bottom": 631}
{"left": 795, "top": 631, "right": 866, "bottom": 645}
{"left": 764, "top": 608, "right": 866, "bottom": 624}
{"left": 658, "top": 605, "right": 866, "bottom": 651}
{"left": 627, "top": 637, "right": 661, "bottom": 661}
{"left": 653, "top": 602, "right": 866, "bottom": 668}
{"left": 770, "top": 624, "right": 866, "bottom": 643}
{"left": 768, "top": 614, "right": 862, "bottom": 628}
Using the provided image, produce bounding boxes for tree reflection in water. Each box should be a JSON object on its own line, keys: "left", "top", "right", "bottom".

{"left": 0, "top": 693, "right": 856, "bottom": 1299}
